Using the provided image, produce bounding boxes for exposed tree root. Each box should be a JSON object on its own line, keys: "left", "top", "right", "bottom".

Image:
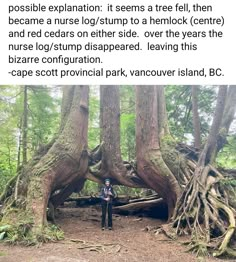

{"left": 70, "top": 239, "right": 121, "bottom": 253}
{"left": 172, "top": 162, "right": 236, "bottom": 257}
{"left": 0, "top": 86, "right": 89, "bottom": 241}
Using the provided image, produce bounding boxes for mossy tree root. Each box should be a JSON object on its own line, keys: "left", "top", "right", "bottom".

{"left": 172, "top": 163, "right": 236, "bottom": 257}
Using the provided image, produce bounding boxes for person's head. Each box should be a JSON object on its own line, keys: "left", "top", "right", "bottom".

{"left": 105, "top": 178, "right": 111, "bottom": 187}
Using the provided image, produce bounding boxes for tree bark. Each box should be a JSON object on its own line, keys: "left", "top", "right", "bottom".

{"left": 135, "top": 86, "right": 181, "bottom": 218}
{"left": 1, "top": 86, "right": 89, "bottom": 236}
{"left": 22, "top": 86, "right": 28, "bottom": 164}
{"left": 59, "top": 86, "right": 74, "bottom": 132}
{"left": 2, "top": 85, "right": 236, "bottom": 254}
{"left": 198, "top": 86, "right": 228, "bottom": 166}
{"left": 157, "top": 86, "right": 170, "bottom": 136}
{"left": 172, "top": 86, "right": 236, "bottom": 257}
{"left": 191, "top": 86, "right": 201, "bottom": 149}
{"left": 89, "top": 85, "right": 143, "bottom": 187}
{"left": 216, "top": 85, "right": 236, "bottom": 152}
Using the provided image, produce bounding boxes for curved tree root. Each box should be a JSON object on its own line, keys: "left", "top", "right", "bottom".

{"left": 172, "top": 163, "right": 236, "bottom": 258}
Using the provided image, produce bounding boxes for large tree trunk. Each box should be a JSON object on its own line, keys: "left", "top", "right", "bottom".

{"left": 1, "top": 86, "right": 89, "bottom": 239}
{"left": 157, "top": 86, "right": 170, "bottom": 136}
{"left": 59, "top": 86, "right": 75, "bottom": 132}
{"left": 89, "top": 85, "right": 143, "bottom": 187}
{"left": 1, "top": 85, "right": 236, "bottom": 255}
{"left": 172, "top": 86, "right": 236, "bottom": 257}
{"left": 191, "top": 86, "right": 201, "bottom": 149}
{"left": 135, "top": 86, "right": 181, "bottom": 218}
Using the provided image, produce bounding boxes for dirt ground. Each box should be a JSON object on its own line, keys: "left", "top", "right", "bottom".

{"left": 0, "top": 206, "right": 225, "bottom": 262}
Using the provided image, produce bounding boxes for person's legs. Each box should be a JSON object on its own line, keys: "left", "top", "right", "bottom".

{"left": 101, "top": 201, "right": 107, "bottom": 228}
{"left": 108, "top": 203, "right": 113, "bottom": 229}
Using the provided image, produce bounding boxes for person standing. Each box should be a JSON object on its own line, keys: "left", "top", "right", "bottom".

{"left": 100, "top": 178, "right": 116, "bottom": 230}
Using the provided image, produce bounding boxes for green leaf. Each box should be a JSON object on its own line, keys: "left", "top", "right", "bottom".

{"left": 0, "top": 232, "right": 6, "bottom": 240}
{"left": 0, "top": 225, "right": 12, "bottom": 233}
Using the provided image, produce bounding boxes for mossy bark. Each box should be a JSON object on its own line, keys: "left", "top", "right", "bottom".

{"left": 0, "top": 86, "right": 89, "bottom": 238}
{"left": 135, "top": 86, "right": 181, "bottom": 218}
{"left": 89, "top": 86, "right": 144, "bottom": 187}
{"left": 172, "top": 86, "right": 236, "bottom": 257}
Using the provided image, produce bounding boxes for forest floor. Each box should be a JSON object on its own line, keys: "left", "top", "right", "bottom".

{"left": 0, "top": 205, "right": 224, "bottom": 262}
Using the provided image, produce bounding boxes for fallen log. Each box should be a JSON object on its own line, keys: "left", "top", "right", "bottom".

{"left": 114, "top": 198, "right": 163, "bottom": 211}
{"left": 129, "top": 194, "right": 159, "bottom": 203}
{"left": 113, "top": 198, "right": 168, "bottom": 219}
{"left": 64, "top": 196, "right": 100, "bottom": 206}
{"left": 63, "top": 195, "right": 141, "bottom": 207}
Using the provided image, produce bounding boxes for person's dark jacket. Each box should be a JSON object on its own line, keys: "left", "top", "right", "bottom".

{"left": 99, "top": 185, "right": 116, "bottom": 204}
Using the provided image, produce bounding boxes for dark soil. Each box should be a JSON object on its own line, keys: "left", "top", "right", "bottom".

{"left": 0, "top": 206, "right": 223, "bottom": 262}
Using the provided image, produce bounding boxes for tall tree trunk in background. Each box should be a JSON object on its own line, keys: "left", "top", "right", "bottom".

{"left": 59, "top": 86, "right": 74, "bottom": 133}
{"left": 89, "top": 86, "right": 142, "bottom": 187}
{"left": 173, "top": 86, "right": 236, "bottom": 257}
{"left": 216, "top": 85, "right": 236, "bottom": 152}
{"left": 17, "top": 122, "right": 22, "bottom": 170}
{"left": 1, "top": 86, "right": 89, "bottom": 235}
{"left": 198, "top": 86, "right": 228, "bottom": 165}
{"left": 136, "top": 86, "right": 180, "bottom": 218}
{"left": 99, "top": 86, "right": 104, "bottom": 143}
{"left": 1, "top": 85, "right": 236, "bottom": 254}
{"left": 157, "top": 86, "right": 170, "bottom": 136}
{"left": 22, "top": 86, "right": 28, "bottom": 164}
{"left": 220, "top": 85, "right": 236, "bottom": 132}
{"left": 191, "top": 86, "right": 201, "bottom": 149}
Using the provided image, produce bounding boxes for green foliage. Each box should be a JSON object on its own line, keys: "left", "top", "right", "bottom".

{"left": 79, "top": 181, "right": 142, "bottom": 197}
{"left": 161, "top": 134, "right": 177, "bottom": 148}
{"left": 113, "top": 185, "right": 142, "bottom": 196}
{"left": 87, "top": 85, "right": 136, "bottom": 160}
{"left": 39, "top": 224, "right": 64, "bottom": 243}
{"left": 0, "top": 217, "right": 34, "bottom": 245}
{"left": 27, "top": 86, "right": 61, "bottom": 153}
{"left": 0, "top": 221, "right": 64, "bottom": 245}
{"left": 0, "top": 225, "right": 12, "bottom": 233}
{"left": 0, "top": 232, "right": 6, "bottom": 240}
{"left": 80, "top": 180, "right": 99, "bottom": 196}
{"left": 0, "top": 251, "right": 6, "bottom": 256}
{"left": 0, "top": 87, "right": 20, "bottom": 191}
{"left": 220, "top": 178, "right": 236, "bottom": 187}
{"left": 120, "top": 113, "right": 135, "bottom": 160}
{"left": 217, "top": 136, "right": 236, "bottom": 168}
{"left": 0, "top": 86, "right": 61, "bottom": 191}
{"left": 165, "top": 86, "right": 216, "bottom": 142}
{"left": 219, "top": 177, "right": 236, "bottom": 208}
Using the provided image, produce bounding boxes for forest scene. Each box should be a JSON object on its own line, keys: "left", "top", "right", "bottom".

{"left": 0, "top": 85, "right": 236, "bottom": 262}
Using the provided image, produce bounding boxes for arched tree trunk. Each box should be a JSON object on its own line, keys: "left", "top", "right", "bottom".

{"left": 89, "top": 85, "right": 144, "bottom": 187}
{"left": 1, "top": 85, "right": 236, "bottom": 256}
{"left": 1, "top": 86, "right": 89, "bottom": 239}
{"left": 135, "top": 86, "right": 181, "bottom": 218}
